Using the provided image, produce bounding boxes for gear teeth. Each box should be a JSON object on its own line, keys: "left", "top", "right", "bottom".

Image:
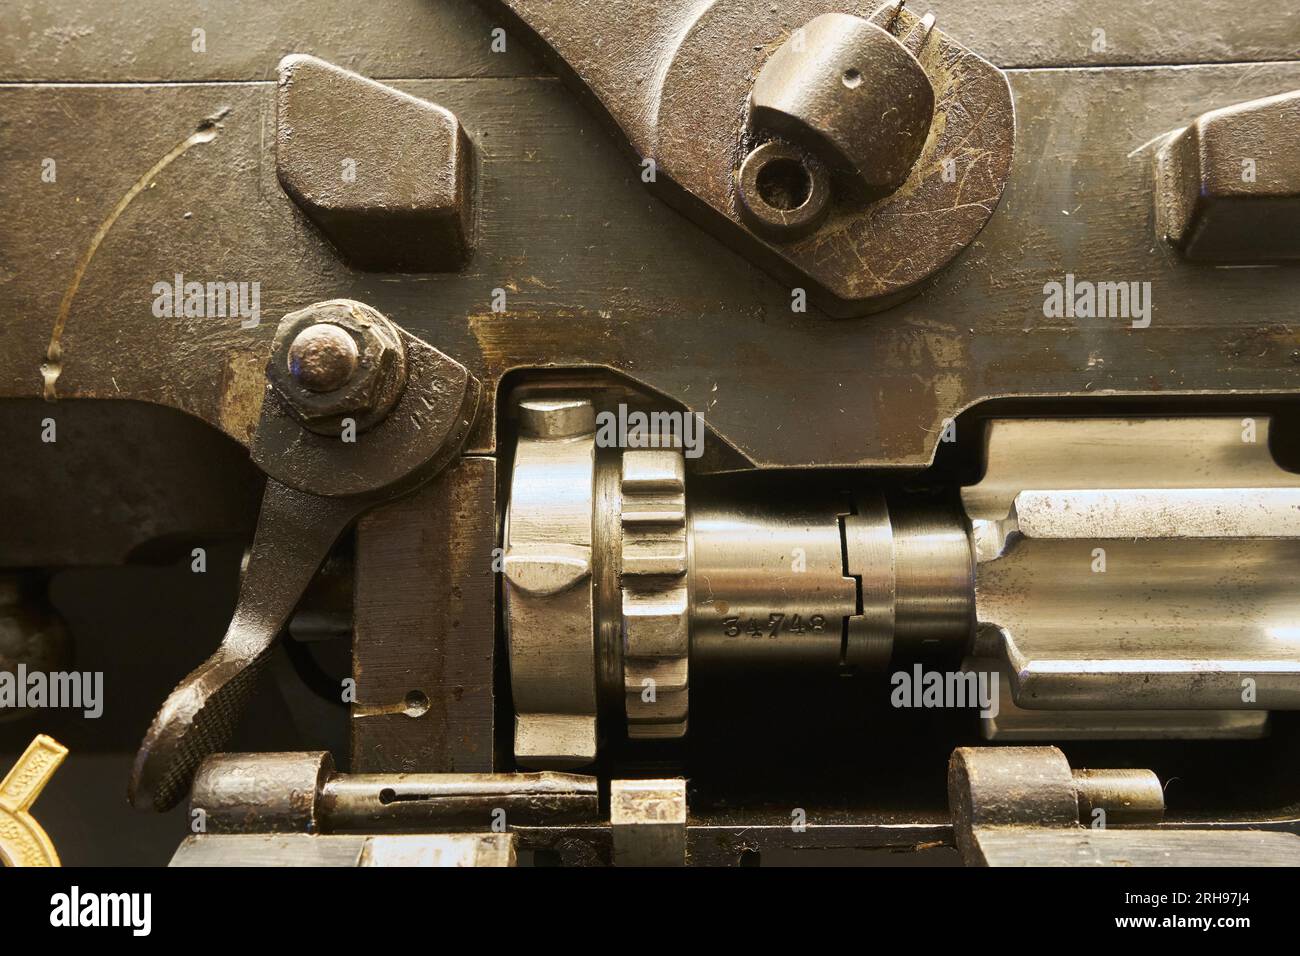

{"left": 623, "top": 585, "right": 689, "bottom": 657}
{"left": 620, "top": 449, "right": 689, "bottom": 738}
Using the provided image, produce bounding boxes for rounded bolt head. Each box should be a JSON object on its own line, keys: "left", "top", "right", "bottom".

{"left": 287, "top": 323, "right": 360, "bottom": 393}
{"left": 266, "top": 300, "right": 408, "bottom": 436}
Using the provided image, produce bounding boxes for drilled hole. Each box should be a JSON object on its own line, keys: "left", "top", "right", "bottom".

{"left": 842, "top": 67, "right": 863, "bottom": 89}
{"left": 755, "top": 157, "right": 812, "bottom": 211}
{"left": 403, "top": 689, "right": 430, "bottom": 718}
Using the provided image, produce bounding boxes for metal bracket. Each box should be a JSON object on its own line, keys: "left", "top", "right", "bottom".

{"left": 130, "top": 302, "right": 480, "bottom": 811}
{"left": 474, "top": 0, "right": 1014, "bottom": 315}
{"left": 949, "top": 746, "right": 1300, "bottom": 866}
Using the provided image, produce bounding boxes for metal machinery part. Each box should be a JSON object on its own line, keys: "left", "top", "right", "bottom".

{"left": 3, "top": 0, "right": 1300, "bottom": 870}
{"left": 476, "top": 0, "right": 1016, "bottom": 315}
{"left": 276, "top": 55, "right": 475, "bottom": 272}
{"left": 130, "top": 299, "right": 482, "bottom": 812}
{"left": 180, "top": 750, "right": 689, "bottom": 868}
{"left": 6, "top": 16, "right": 1299, "bottom": 477}
{"left": 505, "top": 404, "right": 1300, "bottom": 762}
{"left": 502, "top": 394, "right": 976, "bottom": 759}
{"left": 172, "top": 832, "right": 520, "bottom": 868}
{"left": 965, "top": 417, "right": 1300, "bottom": 712}
{"left": 188, "top": 752, "right": 598, "bottom": 833}
{"left": 949, "top": 747, "right": 1300, "bottom": 866}
{"left": 609, "top": 779, "right": 688, "bottom": 867}
{"left": 1156, "top": 89, "right": 1300, "bottom": 263}
{"left": 0, "top": 735, "right": 68, "bottom": 867}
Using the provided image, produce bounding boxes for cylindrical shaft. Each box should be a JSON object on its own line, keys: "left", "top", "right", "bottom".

{"left": 687, "top": 486, "right": 973, "bottom": 670}
{"left": 319, "top": 773, "right": 599, "bottom": 831}
{"left": 1072, "top": 768, "right": 1165, "bottom": 825}
{"left": 688, "top": 489, "right": 855, "bottom": 667}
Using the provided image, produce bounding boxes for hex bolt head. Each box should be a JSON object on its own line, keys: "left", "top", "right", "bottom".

{"left": 267, "top": 300, "right": 408, "bottom": 436}
{"left": 287, "top": 323, "right": 360, "bottom": 393}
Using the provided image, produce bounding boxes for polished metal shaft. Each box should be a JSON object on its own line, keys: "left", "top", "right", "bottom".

{"left": 687, "top": 486, "right": 973, "bottom": 671}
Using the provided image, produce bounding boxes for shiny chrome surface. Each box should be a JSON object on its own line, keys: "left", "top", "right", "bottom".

{"left": 689, "top": 489, "right": 855, "bottom": 667}
{"left": 966, "top": 417, "right": 1300, "bottom": 711}
{"left": 503, "top": 398, "right": 600, "bottom": 767}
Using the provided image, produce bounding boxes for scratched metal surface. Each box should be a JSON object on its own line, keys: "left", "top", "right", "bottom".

{"left": 0, "top": 1, "right": 1297, "bottom": 866}
{"left": 1, "top": 0, "right": 1295, "bottom": 80}
{"left": 0, "top": 0, "right": 540, "bottom": 81}
{"left": 3, "top": 58, "right": 1298, "bottom": 467}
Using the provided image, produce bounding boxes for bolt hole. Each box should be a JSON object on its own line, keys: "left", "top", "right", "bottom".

{"left": 842, "top": 68, "right": 863, "bottom": 89}
{"left": 755, "top": 156, "right": 812, "bottom": 211}
{"left": 403, "top": 689, "right": 430, "bottom": 718}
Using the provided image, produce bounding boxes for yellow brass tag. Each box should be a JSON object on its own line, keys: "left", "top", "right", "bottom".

{"left": 0, "top": 735, "right": 67, "bottom": 867}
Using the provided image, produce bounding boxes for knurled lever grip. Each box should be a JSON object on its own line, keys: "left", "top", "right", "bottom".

{"left": 129, "top": 480, "right": 370, "bottom": 811}
{"left": 130, "top": 301, "right": 480, "bottom": 812}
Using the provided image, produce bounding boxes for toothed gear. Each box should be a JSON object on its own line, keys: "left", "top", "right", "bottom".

{"left": 620, "top": 449, "right": 689, "bottom": 738}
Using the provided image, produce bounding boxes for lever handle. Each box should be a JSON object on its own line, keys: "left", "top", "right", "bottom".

{"left": 129, "top": 480, "right": 369, "bottom": 811}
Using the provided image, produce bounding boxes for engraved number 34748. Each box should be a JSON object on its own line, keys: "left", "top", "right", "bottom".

{"left": 722, "top": 613, "right": 826, "bottom": 638}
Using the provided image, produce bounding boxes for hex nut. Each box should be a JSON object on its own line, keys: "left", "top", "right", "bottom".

{"left": 267, "top": 299, "right": 407, "bottom": 435}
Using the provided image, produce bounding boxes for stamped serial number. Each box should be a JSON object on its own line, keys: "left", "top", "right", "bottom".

{"left": 722, "top": 613, "right": 828, "bottom": 638}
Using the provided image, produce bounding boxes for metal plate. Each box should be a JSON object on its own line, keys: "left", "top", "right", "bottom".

{"left": 5, "top": 1, "right": 1292, "bottom": 82}
{"left": 351, "top": 457, "right": 497, "bottom": 773}
{"left": 4, "top": 62, "right": 1300, "bottom": 470}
